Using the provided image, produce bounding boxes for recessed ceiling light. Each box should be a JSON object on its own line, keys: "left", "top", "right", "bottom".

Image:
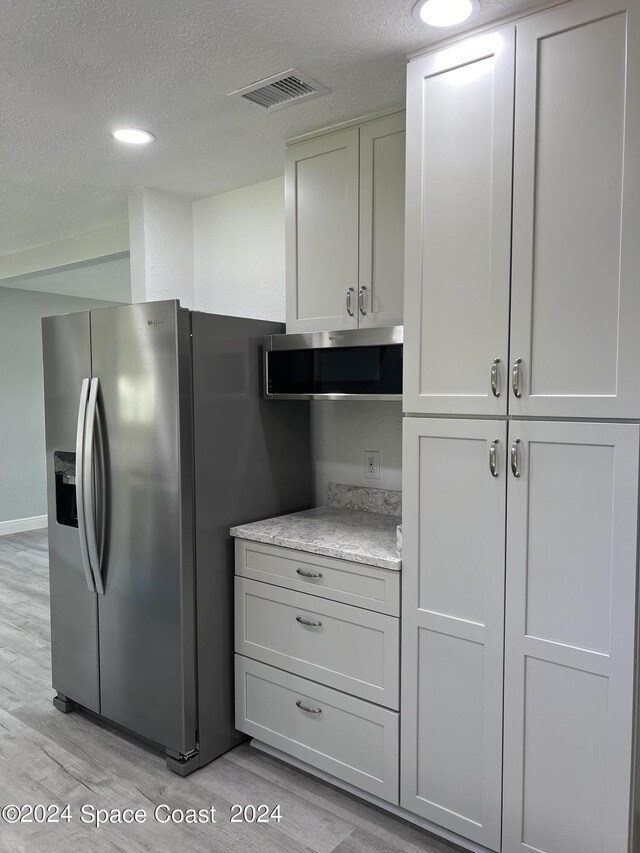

{"left": 413, "top": 0, "right": 479, "bottom": 27}
{"left": 112, "top": 128, "right": 156, "bottom": 145}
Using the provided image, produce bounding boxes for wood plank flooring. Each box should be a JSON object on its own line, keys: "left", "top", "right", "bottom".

{"left": 0, "top": 530, "right": 463, "bottom": 853}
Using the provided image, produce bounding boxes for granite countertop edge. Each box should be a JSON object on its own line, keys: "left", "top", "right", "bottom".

{"left": 230, "top": 527, "right": 401, "bottom": 571}
{"left": 230, "top": 506, "right": 401, "bottom": 572}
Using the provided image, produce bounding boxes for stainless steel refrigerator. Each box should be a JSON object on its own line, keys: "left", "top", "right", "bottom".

{"left": 42, "top": 300, "right": 311, "bottom": 775}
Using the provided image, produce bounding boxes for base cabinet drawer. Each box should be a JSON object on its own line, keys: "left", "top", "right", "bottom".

{"left": 235, "top": 577, "right": 399, "bottom": 708}
{"left": 235, "top": 655, "right": 399, "bottom": 803}
{"left": 235, "top": 539, "right": 400, "bottom": 616}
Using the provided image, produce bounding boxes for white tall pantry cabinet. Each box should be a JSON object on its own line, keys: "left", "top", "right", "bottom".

{"left": 403, "top": 28, "right": 514, "bottom": 417}
{"left": 402, "top": 419, "right": 507, "bottom": 849}
{"left": 502, "top": 421, "right": 639, "bottom": 853}
{"left": 402, "top": 1, "right": 640, "bottom": 852}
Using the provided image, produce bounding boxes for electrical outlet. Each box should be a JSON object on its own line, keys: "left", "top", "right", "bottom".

{"left": 364, "top": 450, "right": 380, "bottom": 480}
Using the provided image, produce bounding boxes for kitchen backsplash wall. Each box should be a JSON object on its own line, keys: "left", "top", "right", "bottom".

{"left": 312, "top": 400, "right": 402, "bottom": 506}
{"left": 328, "top": 482, "right": 402, "bottom": 516}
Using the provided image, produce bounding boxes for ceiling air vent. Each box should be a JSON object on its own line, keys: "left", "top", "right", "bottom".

{"left": 229, "top": 69, "right": 330, "bottom": 112}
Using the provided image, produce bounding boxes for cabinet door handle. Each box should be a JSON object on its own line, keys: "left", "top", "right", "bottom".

{"left": 510, "top": 438, "right": 521, "bottom": 478}
{"left": 296, "top": 568, "right": 323, "bottom": 579}
{"left": 491, "top": 358, "right": 501, "bottom": 398}
{"left": 346, "top": 287, "right": 355, "bottom": 317}
{"left": 296, "top": 699, "right": 322, "bottom": 714}
{"left": 512, "top": 358, "right": 523, "bottom": 398}
{"left": 358, "top": 286, "right": 368, "bottom": 316}
{"left": 296, "top": 615, "right": 323, "bottom": 628}
{"left": 489, "top": 439, "right": 499, "bottom": 478}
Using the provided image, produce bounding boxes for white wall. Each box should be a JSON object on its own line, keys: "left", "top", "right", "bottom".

{"left": 193, "top": 177, "right": 286, "bottom": 322}
{"left": 0, "top": 287, "right": 123, "bottom": 527}
{"left": 191, "top": 177, "right": 402, "bottom": 505}
{"left": 129, "top": 188, "right": 194, "bottom": 307}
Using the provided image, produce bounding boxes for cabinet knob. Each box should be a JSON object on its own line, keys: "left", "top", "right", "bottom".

{"left": 358, "top": 286, "right": 368, "bottom": 316}
{"left": 346, "top": 287, "right": 355, "bottom": 317}
{"left": 512, "top": 358, "right": 523, "bottom": 398}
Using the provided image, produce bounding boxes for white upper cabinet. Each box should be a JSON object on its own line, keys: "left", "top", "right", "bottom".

{"left": 509, "top": 0, "right": 640, "bottom": 419}
{"left": 403, "top": 29, "right": 515, "bottom": 416}
{"left": 502, "top": 420, "right": 639, "bottom": 853}
{"left": 285, "top": 113, "right": 405, "bottom": 333}
{"left": 358, "top": 112, "right": 406, "bottom": 328}
{"left": 285, "top": 128, "right": 360, "bottom": 332}
{"left": 404, "top": 0, "right": 640, "bottom": 419}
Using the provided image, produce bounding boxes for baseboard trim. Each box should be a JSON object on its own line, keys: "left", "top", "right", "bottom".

{"left": 0, "top": 515, "right": 48, "bottom": 537}
{"left": 250, "top": 739, "right": 491, "bottom": 853}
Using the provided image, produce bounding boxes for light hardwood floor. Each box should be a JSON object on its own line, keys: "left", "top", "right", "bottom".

{"left": 0, "top": 530, "right": 463, "bottom": 853}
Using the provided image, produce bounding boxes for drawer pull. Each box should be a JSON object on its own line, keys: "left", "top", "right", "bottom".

{"left": 296, "top": 699, "right": 322, "bottom": 715}
{"left": 296, "top": 568, "right": 323, "bottom": 579}
{"left": 296, "top": 615, "right": 323, "bottom": 628}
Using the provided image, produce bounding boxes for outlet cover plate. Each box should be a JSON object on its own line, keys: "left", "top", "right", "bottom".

{"left": 364, "top": 451, "right": 380, "bottom": 480}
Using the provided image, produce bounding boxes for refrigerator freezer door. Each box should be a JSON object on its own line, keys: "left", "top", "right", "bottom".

{"left": 42, "top": 312, "right": 100, "bottom": 713}
{"left": 90, "top": 301, "right": 196, "bottom": 755}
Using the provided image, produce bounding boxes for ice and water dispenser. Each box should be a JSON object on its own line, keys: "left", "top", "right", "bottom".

{"left": 54, "top": 451, "right": 78, "bottom": 527}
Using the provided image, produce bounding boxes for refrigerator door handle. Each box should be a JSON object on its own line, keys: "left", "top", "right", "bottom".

{"left": 84, "top": 378, "right": 105, "bottom": 595}
{"left": 75, "top": 378, "right": 95, "bottom": 593}
{"left": 95, "top": 398, "right": 107, "bottom": 586}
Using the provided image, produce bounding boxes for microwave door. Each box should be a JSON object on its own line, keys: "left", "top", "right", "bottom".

{"left": 265, "top": 334, "right": 403, "bottom": 400}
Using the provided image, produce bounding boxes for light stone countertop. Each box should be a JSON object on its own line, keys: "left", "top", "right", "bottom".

{"left": 230, "top": 506, "right": 401, "bottom": 571}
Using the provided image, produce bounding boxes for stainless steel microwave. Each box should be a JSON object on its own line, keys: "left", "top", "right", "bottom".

{"left": 264, "top": 326, "right": 403, "bottom": 400}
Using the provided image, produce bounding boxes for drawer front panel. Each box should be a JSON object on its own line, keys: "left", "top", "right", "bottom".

{"left": 235, "top": 577, "right": 399, "bottom": 708}
{"left": 235, "top": 655, "right": 399, "bottom": 803}
{"left": 235, "top": 539, "right": 400, "bottom": 616}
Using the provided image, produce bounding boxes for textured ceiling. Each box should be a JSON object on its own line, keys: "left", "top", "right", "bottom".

{"left": 1, "top": 0, "right": 548, "bottom": 255}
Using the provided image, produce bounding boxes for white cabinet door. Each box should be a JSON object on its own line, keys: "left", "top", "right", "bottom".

{"left": 503, "top": 421, "right": 639, "bottom": 853}
{"left": 285, "top": 129, "right": 359, "bottom": 332}
{"left": 403, "top": 28, "right": 514, "bottom": 416}
{"left": 509, "top": 0, "right": 640, "bottom": 418}
{"left": 401, "top": 417, "right": 507, "bottom": 851}
{"left": 358, "top": 112, "right": 405, "bottom": 329}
